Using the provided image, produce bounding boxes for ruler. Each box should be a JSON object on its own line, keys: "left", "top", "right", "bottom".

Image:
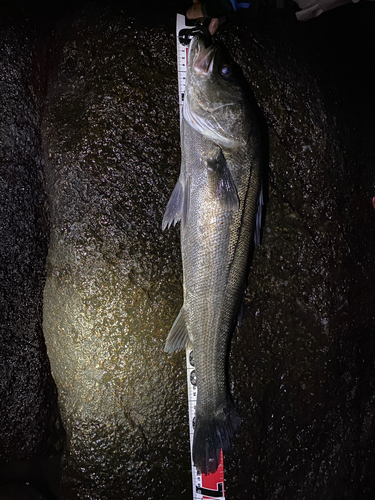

{"left": 176, "top": 13, "right": 188, "bottom": 125}
{"left": 176, "top": 13, "right": 226, "bottom": 500}
{"left": 186, "top": 348, "right": 226, "bottom": 499}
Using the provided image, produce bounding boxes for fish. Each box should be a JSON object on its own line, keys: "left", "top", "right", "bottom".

{"left": 162, "top": 34, "right": 262, "bottom": 475}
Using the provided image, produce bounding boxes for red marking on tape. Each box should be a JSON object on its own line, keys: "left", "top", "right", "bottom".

{"left": 201, "top": 450, "right": 225, "bottom": 498}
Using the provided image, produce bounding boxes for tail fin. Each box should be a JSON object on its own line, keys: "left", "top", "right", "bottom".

{"left": 193, "top": 400, "right": 241, "bottom": 475}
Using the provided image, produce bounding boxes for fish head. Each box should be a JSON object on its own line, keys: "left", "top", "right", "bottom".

{"left": 184, "top": 36, "right": 250, "bottom": 149}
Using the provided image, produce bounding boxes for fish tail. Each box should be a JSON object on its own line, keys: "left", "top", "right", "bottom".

{"left": 193, "top": 399, "right": 241, "bottom": 475}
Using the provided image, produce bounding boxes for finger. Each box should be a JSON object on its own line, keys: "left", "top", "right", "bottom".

{"left": 208, "top": 18, "right": 220, "bottom": 35}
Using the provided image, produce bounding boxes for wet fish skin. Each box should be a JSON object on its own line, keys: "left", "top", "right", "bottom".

{"left": 163, "top": 35, "right": 262, "bottom": 474}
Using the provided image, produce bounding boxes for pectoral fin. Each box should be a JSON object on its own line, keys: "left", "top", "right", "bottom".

{"left": 206, "top": 149, "right": 239, "bottom": 211}
{"left": 164, "top": 307, "right": 191, "bottom": 352}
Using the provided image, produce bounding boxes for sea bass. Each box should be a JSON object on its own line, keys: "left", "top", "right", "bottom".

{"left": 162, "top": 35, "right": 262, "bottom": 474}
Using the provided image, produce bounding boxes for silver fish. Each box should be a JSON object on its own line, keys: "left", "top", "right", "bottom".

{"left": 163, "top": 35, "right": 262, "bottom": 474}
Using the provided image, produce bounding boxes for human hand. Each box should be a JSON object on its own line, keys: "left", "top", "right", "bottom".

{"left": 186, "top": 0, "right": 220, "bottom": 35}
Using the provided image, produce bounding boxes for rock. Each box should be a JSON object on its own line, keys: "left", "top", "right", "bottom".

{"left": 0, "top": 18, "right": 62, "bottom": 463}
{"left": 0, "top": 483, "right": 47, "bottom": 500}
{"left": 218, "top": 13, "right": 375, "bottom": 499}
{"left": 42, "top": 8, "right": 189, "bottom": 499}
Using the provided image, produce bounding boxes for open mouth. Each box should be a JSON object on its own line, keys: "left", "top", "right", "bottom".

{"left": 191, "top": 37, "right": 216, "bottom": 76}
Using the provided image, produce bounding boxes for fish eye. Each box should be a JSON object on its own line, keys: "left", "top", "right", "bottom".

{"left": 220, "top": 64, "right": 232, "bottom": 77}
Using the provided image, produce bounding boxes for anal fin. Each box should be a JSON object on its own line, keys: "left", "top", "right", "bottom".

{"left": 164, "top": 308, "right": 190, "bottom": 352}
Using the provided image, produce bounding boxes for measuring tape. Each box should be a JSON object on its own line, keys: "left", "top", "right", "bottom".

{"left": 186, "top": 347, "right": 226, "bottom": 499}
{"left": 176, "top": 13, "right": 226, "bottom": 500}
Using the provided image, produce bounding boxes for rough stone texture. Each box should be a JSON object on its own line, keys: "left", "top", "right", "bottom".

{"left": 0, "top": 19, "right": 62, "bottom": 464}
{"left": 219, "top": 12, "right": 375, "bottom": 498}
{"left": 0, "top": 484, "right": 47, "bottom": 500}
{"left": 0, "top": 0, "right": 374, "bottom": 499}
{"left": 41, "top": 8, "right": 190, "bottom": 499}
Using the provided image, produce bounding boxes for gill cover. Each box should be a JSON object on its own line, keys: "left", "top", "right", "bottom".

{"left": 183, "top": 36, "right": 246, "bottom": 149}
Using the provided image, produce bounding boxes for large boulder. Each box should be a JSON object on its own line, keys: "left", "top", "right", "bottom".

{"left": 0, "top": 19, "right": 62, "bottom": 464}
{"left": 42, "top": 8, "right": 189, "bottom": 499}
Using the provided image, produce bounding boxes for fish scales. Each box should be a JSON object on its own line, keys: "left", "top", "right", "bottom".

{"left": 163, "top": 35, "right": 262, "bottom": 474}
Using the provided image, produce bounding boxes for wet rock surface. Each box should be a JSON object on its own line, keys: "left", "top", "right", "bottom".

{"left": 219, "top": 10, "right": 375, "bottom": 498}
{"left": 41, "top": 8, "right": 190, "bottom": 499}
{"left": 0, "top": 18, "right": 62, "bottom": 466}
{"left": 1, "top": 1, "right": 374, "bottom": 499}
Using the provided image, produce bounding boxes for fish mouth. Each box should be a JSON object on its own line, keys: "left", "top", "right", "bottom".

{"left": 190, "top": 36, "right": 217, "bottom": 76}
